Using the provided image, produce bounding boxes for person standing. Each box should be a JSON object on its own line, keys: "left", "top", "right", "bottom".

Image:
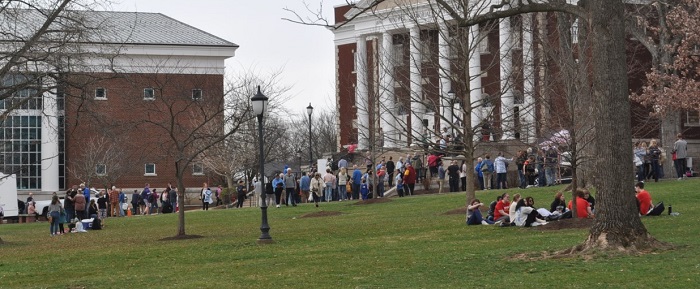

{"left": 48, "top": 196, "right": 62, "bottom": 236}
{"left": 141, "top": 184, "right": 151, "bottom": 215}
{"left": 494, "top": 152, "right": 513, "bottom": 189}
{"left": 337, "top": 168, "right": 348, "bottom": 202}
{"left": 131, "top": 190, "right": 141, "bottom": 216}
{"left": 648, "top": 139, "right": 662, "bottom": 182}
{"left": 412, "top": 153, "right": 424, "bottom": 182}
{"left": 118, "top": 189, "right": 126, "bottom": 217}
{"left": 515, "top": 150, "right": 527, "bottom": 189}
{"left": 109, "top": 186, "right": 120, "bottom": 217}
{"left": 673, "top": 133, "right": 688, "bottom": 180}
{"left": 310, "top": 173, "right": 323, "bottom": 207}
{"left": 299, "top": 172, "right": 311, "bottom": 203}
{"left": 64, "top": 185, "right": 78, "bottom": 222}
{"left": 403, "top": 163, "right": 417, "bottom": 196}
{"left": 386, "top": 156, "right": 395, "bottom": 187}
{"left": 395, "top": 171, "right": 405, "bottom": 197}
{"left": 284, "top": 170, "right": 297, "bottom": 206}
{"left": 460, "top": 161, "right": 467, "bottom": 191}
{"left": 25, "top": 192, "right": 34, "bottom": 214}
{"left": 474, "top": 157, "right": 484, "bottom": 190}
{"left": 97, "top": 190, "right": 108, "bottom": 220}
{"left": 376, "top": 166, "right": 386, "bottom": 198}
{"left": 74, "top": 192, "right": 86, "bottom": 220}
{"left": 481, "top": 155, "right": 493, "bottom": 190}
{"left": 272, "top": 174, "right": 284, "bottom": 208}
{"left": 322, "top": 168, "right": 335, "bottom": 202}
{"left": 201, "top": 186, "right": 211, "bottom": 211}
{"left": 437, "top": 162, "right": 446, "bottom": 194}
{"left": 352, "top": 165, "right": 362, "bottom": 200}
{"left": 168, "top": 188, "right": 178, "bottom": 212}
{"left": 447, "top": 160, "right": 460, "bottom": 192}
{"left": 236, "top": 180, "right": 247, "bottom": 208}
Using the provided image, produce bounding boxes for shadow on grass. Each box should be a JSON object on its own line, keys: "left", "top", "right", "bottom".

{"left": 353, "top": 198, "right": 392, "bottom": 205}
{"left": 300, "top": 211, "right": 343, "bottom": 218}
{"left": 159, "top": 234, "right": 204, "bottom": 241}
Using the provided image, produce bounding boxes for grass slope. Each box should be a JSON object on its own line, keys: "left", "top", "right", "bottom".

{"left": 0, "top": 179, "right": 697, "bottom": 288}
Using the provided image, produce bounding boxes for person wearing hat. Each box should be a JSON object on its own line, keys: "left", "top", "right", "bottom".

{"left": 236, "top": 180, "right": 247, "bottom": 208}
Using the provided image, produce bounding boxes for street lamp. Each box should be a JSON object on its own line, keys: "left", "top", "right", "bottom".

{"left": 307, "top": 103, "right": 314, "bottom": 168}
{"left": 251, "top": 86, "right": 272, "bottom": 243}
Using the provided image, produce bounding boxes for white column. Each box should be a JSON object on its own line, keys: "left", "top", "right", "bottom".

{"left": 438, "top": 21, "right": 452, "bottom": 136}
{"left": 41, "top": 89, "right": 59, "bottom": 192}
{"left": 522, "top": 14, "right": 536, "bottom": 144}
{"left": 499, "top": 17, "right": 515, "bottom": 140}
{"left": 468, "top": 25, "right": 483, "bottom": 141}
{"left": 379, "top": 31, "right": 396, "bottom": 148}
{"left": 355, "top": 35, "right": 370, "bottom": 150}
{"left": 409, "top": 25, "right": 424, "bottom": 146}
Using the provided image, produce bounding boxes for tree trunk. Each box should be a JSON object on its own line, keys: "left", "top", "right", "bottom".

{"left": 660, "top": 112, "right": 680, "bottom": 179}
{"left": 176, "top": 167, "right": 187, "bottom": 236}
{"left": 581, "top": 0, "right": 660, "bottom": 252}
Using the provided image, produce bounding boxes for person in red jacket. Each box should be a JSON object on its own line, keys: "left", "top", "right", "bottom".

{"left": 568, "top": 189, "right": 594, "bottom": 218}
{"left": 635, "top": 181, "right": 652, "bottom": 216}
{"left": 403, "top": 163, "right": 417, "bottom": 196}
{"left": 427, "top": 153, "right": 440, "bottom": 177}
{"left": 493, "top": 193, "right": 511, "bottom": 223}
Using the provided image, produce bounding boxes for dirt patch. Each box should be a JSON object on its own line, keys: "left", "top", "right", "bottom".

{"left": 534, "top": 217, "right": 594, "bottom": 231}
{"left": 159, "top": 234, "right": 204, "bottom": 241}
{"left": 443, "top": 207, "right": 467, "bottom": 215}
{"left": 300, "top": 211, "right": 343, "bottom": 218}
{"left": 353, "top": 198, "right": 393, "bottom": 205}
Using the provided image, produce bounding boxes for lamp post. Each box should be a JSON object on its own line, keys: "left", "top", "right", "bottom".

{"left": 252, "top": 86, "right": 272, "bottom": 243}
{"left": 307, "top": 103, "right": 314, "bottom": 168}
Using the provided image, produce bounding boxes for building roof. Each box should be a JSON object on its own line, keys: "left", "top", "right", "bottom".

{"left": 0, "top": 9, "right": 238, "bottom": 48}
{"left": 85, "top": 11, "right": 238, "bottom": 47}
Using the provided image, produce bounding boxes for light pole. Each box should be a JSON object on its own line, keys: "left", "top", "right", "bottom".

{"left": 307, "top": 103, "right": 314, "bottom": 168}
{"left": 252, "top": 86, "right": 272, "bottom": 243}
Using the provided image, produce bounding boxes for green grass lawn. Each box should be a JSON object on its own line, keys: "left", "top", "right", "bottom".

{"left": 1, "top": 179, "right": 698, "bottom": 288}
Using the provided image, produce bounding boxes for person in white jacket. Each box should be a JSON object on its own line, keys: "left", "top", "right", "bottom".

{"left": 514, "top": 197, "right": 547, "bottom": 227}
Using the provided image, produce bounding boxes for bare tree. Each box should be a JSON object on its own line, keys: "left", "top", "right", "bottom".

{"left": 290, "top": 0, "right": 665, "bottom": 253}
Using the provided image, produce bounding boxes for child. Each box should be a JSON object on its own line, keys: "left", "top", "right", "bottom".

{"left": 360, "top": 178, "right": 369, "bottom": 200}
{"left": 395, "top": 172, "right": 404, "bottom": 197}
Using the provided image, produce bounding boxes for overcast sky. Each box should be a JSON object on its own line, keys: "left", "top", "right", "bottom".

{"left": 113, "top": 0, "right": 347, "bottom": 113}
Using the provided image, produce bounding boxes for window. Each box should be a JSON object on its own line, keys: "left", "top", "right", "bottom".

{"left": 95, "top": 87, "right": 106, "bottom": 99}
{"left": 96, "top": 164, "right": 106, "bottom": 176}
{"left": 392, "top": 44, "right": 404, "bottom": 65}
{"left": 144, "top": 163, "right": 156, "bottom": 175}
{"left": 144, "top": 88, "right": 154, "bottom": 100}
{"left": 192, "top": 89, "right": 202, "bottom": 100}
{"left": 192, "top": 163, "right": 204, "bottom": 175}
{"left": 479, "top": 27, "right": 489, "bottom": 54}
{"left": 686, "top": 111, "right": 700, "bottom": 126}
{"left": 420, "top": 38, "right": 432, "bottom": 62}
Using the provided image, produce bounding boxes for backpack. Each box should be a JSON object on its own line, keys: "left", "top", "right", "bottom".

{"left": 480, "top": 161, "right": 490, "bottom": 172}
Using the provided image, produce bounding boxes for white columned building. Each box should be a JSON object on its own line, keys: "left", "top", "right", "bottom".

{"left": 499, "top": 16, "right": 515, "bottom": 140}
{"left": 468, "top": 24, "right": 483, "bottom": 141}
{"left": 380, "top": 31, "right": 397, "bottom": 148}
{"left": 409, "top": 24, "right": 424, "bottom": 146}
{"left": 438, "top": 21, "right": 453, "bottom": 136}
{"left": 41, "top": 89, "right": 59, "bottom": 193}
{"left": 355, "top": 34, "right": 370, "bottom": 150}
{"left": 522, "top": 14, "right": 537, "bottom": 144}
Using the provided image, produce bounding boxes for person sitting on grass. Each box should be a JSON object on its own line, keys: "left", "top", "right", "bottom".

{"left": 466, "top": 199, "right": 494, "bottom": 225}
{"left": 513, "top": 197, "right": 547, "bottom": 227}
{"left": 568, "top": 188, "right": 594, "bottom": 218}
{"left": 487, "top": 195, "right": 503, "bottom": 222}
{"left": 508, "top": 194, "right": 522, "bottom": 224}
{"left": 493, "top": 193, "right": 511, "bottom": 224}
{"left": 635, "top": 181, "right": 663, "bottom": 216}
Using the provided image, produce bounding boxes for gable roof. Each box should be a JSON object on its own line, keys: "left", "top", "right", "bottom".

{"left": 0, "top": 9, "right": 238, "bottom": 48}
{"left": 85, "top": 11, "right": 238, "bottom": 47}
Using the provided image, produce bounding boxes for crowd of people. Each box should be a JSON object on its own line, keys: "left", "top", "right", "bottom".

{"left": 633, "top": 134, "right": 689, "bottom": 183}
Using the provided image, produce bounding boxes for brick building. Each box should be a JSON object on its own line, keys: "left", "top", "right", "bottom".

{"left": 331, "top": 1, "right": 699, "bottom": 171}
{"left": 0, "top": 11, "right": 237, "bottom": 194}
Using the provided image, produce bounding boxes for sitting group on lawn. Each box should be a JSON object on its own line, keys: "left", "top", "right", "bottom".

{"left": 467, "top": 182, "right": 663, "bottom": 227}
